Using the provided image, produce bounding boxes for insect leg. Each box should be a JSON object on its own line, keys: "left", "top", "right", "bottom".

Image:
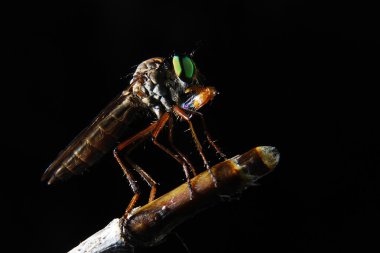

{"left": 113, "top": 149, "right": 141, "bottom": 216}
{"left": 173, "top": 106, "right": 218, "bottom": 186}
{"left": 151, "top": 113, "right": 195, "bottom": 199}
{"left": 116, "top": 122, "right": 158, "bottom": 151}
{"left": 123, "top": 156, "right": 158, "bottom": 202}
{"left": 114, "top": 122, "right": 158, "bottom": 215}
{"left": 187, "top": 110, "right": 227, "bottom": 160}
{"left": 168, "top": 116, "right": 197, "bottom": 177}
{"left": 119, "top": 134, "right": 158, "bottom": 202}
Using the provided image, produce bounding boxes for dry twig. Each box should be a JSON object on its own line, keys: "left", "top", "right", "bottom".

{"left": 68, "top": 146, "right": 280, "bottom": 253}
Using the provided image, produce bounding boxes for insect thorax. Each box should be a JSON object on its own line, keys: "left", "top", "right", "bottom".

{"left": 129, "top": 57, "right": 186, "bottom": 119}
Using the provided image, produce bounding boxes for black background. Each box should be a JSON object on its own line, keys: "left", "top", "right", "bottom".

{"left": 6, "top": 1, "right": 379, "bottom": 252}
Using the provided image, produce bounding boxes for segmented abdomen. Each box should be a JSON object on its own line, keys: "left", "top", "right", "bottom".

{"left": 42, "top": 92, "right": 141, "bottom": 185}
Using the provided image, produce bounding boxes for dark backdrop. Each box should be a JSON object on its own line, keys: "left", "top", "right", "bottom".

{"left": 6, "top": 1, "right": 379, "bottom": 252}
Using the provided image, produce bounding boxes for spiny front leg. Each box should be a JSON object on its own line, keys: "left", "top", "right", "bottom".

{"left": 168, "top": 116, "right": 197, "bottom": 177}
{"left": 151, "top": 112, "right": 195, "bottom": 199}
{"left": 173, "top": 106, "right": 218, "bottom": 187}
{"left": 187, "top": 110, "right": 227, "bottom": 160}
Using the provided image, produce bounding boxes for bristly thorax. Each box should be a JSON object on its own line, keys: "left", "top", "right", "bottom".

{"left": 129, "top": 57, "right": 191, "bottom": 119}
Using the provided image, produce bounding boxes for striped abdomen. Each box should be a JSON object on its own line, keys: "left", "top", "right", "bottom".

{"left": 42, "top": 92, "right": 142, "bottom": 185}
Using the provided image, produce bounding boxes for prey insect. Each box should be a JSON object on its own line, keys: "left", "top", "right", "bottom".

{"left": 42, "top": 54, "right": 226, "bottom": 215}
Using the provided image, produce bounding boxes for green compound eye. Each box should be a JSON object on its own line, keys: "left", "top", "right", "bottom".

{"left": 182, "top": 56, "right": 194, "bottom": 79}
{"left": 172, "top": 55, "right": 196, "bottom": 83}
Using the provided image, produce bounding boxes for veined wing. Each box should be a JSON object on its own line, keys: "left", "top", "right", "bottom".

{"left": 41, "top": 91, "right": 143, "bottom": 185}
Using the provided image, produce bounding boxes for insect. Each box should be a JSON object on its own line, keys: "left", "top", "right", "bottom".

{"left": 42, "top": 54, "right": 225, "bottom": 215}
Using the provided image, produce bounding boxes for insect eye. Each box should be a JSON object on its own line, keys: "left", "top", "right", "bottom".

{"left": 172, "top": 55, "right": 196, "bottom": 83}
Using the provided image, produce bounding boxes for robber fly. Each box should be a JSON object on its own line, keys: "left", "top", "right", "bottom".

{"left": 42, "top": 54, "right": 225, "bottom": 215}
